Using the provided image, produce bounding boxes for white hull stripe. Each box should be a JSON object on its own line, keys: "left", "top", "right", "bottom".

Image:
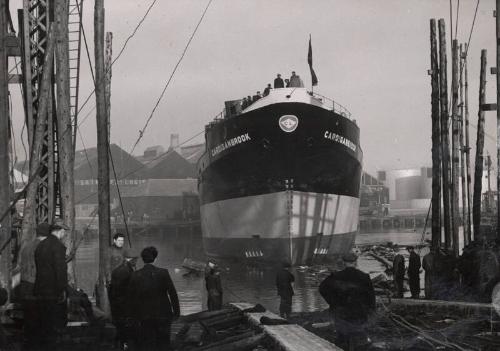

{"left": 201, "top": 191, "right": 359, "bottom": 239}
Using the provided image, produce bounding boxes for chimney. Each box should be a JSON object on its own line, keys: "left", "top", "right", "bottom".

{"left": 170, "top": 133, "right": 180, "bottom": 152}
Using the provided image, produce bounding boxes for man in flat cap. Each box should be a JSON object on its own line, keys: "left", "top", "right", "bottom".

{"left": 34, "top": 222, "right": 69, "bottom": 350}
{"left": 407, "top": 246, "right": 421, "bottom": 299}
{"left": 319, "top": 251, "right": 375, "bottom": 350}
{"left": 109, "top": 248, "right": 139, "bottom": 350}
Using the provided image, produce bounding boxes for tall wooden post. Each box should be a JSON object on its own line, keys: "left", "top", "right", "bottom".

{"left": 55, "top": 0, "right": 76, "bottom": 286}
{"left": 463, "top": 44, "right": 473, "bottom": 242}
{"left": 439, "top": 19, "right": 451, "bottom": 250}
{"left": 20, "top": 26, "right": 55, "bottom": 275}
{"left": 0, "top": 0, "right": 11, "bottom": 289}
{"left": 459, "top": 44, "right": 468, "bottom": 246}
{"left": 430, "top": 19, "right": 442, "bottom": 251}
{"left": 497, "top": 0, "right": 500, "bottom": 240}
{"left": 451, "top": 40, "right": 460, "bottom": 257}
{"left": 473, "top": 50, "right": 487, "bottom": 239}
{"left": 95, "top": 0, "right": 110, "bottom": 315}
{"left": 105, "top": 32, "right": 112, "bottom": 138}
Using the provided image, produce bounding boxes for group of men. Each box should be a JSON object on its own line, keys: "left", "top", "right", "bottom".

{"left": 107, "top": 233, "right": 180, "bottom": 351}
{"left": 393, "top": 246, "right": 421, "bottom": 298}
{"left": 276, "top": 252, "right": 376, "bottom": 350}
{"left": 240, "top": 71, "right": 305, "bottom": 110}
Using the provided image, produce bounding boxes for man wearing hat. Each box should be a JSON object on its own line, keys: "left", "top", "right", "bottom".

{"left": 109, "top": 248, "right": 139, "bottom": 350}
{"left": 407, "top": 246, "right": 421, "bottom": 299}
{"left": 276, "top": 261, "right": 294, "bottom": 319}
{"left": 319, "top": 251, "right": 375, "bottom": 350}
{"left": 34, "top": 221, "right": 69, "bottom": 349}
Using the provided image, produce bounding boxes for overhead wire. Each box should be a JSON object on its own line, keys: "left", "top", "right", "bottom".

{"left": 76, "top": 0, "right": 159, "bottom": 118}
{"left": 129, "top": 0, "right": 213, "bottom": 155}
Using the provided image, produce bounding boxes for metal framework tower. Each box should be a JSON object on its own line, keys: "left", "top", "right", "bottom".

{"left": 20, "top": 0, "right": 83, "bottom": 224}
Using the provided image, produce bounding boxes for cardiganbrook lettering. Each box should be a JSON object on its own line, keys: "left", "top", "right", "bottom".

{"left": 211, "top": 133, "right": 251, "bottom": 157}
{"left": 324, "top": 131, "right": 356, "bottom": 152}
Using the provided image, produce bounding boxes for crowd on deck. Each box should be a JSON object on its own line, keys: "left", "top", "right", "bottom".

{"left": 240, "top": 71, "right": 305, "bottom": 110}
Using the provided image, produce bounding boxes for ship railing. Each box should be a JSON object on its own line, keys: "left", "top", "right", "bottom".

{"left": 310, "top": 91, "right": 352, "bottom": 120}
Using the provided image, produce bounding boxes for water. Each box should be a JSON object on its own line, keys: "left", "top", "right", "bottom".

{"left": 75, "top": 229, "right": 428, "bottom": 316}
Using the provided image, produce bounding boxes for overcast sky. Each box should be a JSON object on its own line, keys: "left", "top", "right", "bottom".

{"left": 9, "top": 0, "right": 498, "bottom": 175}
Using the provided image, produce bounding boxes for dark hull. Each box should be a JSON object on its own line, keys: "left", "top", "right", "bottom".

{"left": 198, "top": 98, "right": 362, "bottom": 265}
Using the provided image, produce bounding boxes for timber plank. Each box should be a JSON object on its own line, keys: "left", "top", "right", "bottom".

{"left": 263, "top": 324, "right": 342, "bottom": 351}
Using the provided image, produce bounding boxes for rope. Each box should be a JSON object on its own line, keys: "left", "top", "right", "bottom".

{"left": 108, "top": 146, "right": 132, "bottom": 248}
{"left": 129, "top": 0, "right": 213, "bottom": 155}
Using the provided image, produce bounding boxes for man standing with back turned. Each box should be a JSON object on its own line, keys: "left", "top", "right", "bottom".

{"left": 127, "top": 246, "right": 180, "bottom": 351}
{"left": 319, "top": 252, "right": 375, "bottom": 350}
{"left": 34, "top": 222, "right": 69, "bottom": 350}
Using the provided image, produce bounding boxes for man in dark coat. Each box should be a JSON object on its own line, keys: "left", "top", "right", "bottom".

{"left": 109, "top": 250, "right": 138, "bottom": 350}
{"left": 127, "top": 246, "right": 180, "bottom": 351}
{"left": 276, "top": 261, "right": 294, "bottom": 319}
{"left": 34, "top": 222, "right": 69, "bottom": 350}
{"left": 205, "top": 261, "right": 223, "bottom": 311}
{"left": 393, "top": 253, "right": 405, "bottom": 298}
{"left": 20, "top": 222, "right": 50, "bottom": 350}
{"left": 274, "top": 73, "right": 284, "bottom": 88}
{"left": 319, "top": 252, "right": 375, "bottom": 350}
{"left": 422, "top": 248, "right": 435, "bottom": 299}
{"left": 407, "top": 246, "right": 421, "bottom": 299}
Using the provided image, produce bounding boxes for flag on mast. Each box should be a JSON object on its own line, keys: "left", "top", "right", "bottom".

{"left": 308, "top": 35, "right": 318, "bottom": 86}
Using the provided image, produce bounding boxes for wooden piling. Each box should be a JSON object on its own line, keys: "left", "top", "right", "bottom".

{"left": 94, "top": 0, "right": 110, "bottom": 315}
{"left": 459, "top": 44, "right": 468, "bottom": 246}
{"left": 473, "top": 50, "right": 487, "bottom": 238}
{"left": 20, "top": 25, "right": 55, "bottom": 280}
{"left": 0, "top": 0, "right": 11, "bottom": 289}
{"left": 438, "top": 19, "right": 451, "bottom": 250}
{"left": 430, "top": 19, "right": 441, "bottom": 251}
{"left": 54, "top": 0, "right": 76, "bottom": 286}
{"left": 463, "top": 44, "right": 473, "bottom": 242}
{"left": 497, "top": 0, "right": 500, "bottom": 240}
{"left": 451, "top": 39, "right": 460, "bottom": 257}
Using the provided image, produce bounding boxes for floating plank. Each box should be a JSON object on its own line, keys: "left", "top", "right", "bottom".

{"left": 230, "top": 302, "right": 256, "bottom": 311}
{"left": 264, "top": 324, "right": 342, "bottom": 351}
{"left": 246, "top": 311, "right": 286, "bottom": 326}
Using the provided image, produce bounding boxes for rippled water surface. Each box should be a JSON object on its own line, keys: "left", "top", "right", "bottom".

{"left": 75, "top": 229, "right": 427, "bottom": 315}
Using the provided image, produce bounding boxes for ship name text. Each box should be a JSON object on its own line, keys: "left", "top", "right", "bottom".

{"left": 324, "top": 131, "right": 356, "bottom": 152}
{"left": 211, "top": 133, "right": 251, "bottom": 157}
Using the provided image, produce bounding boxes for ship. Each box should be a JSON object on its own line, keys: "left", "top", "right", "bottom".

{"left": 197, "top": 86, "right": 362, "bottom": 265}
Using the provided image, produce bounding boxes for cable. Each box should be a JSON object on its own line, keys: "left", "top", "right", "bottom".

{"left": 77, "top": 128, "right": 94, "bottom": 176}
{"left": 454, "top": 0, "right": 460, "bottom": 42}
{"left": 129, "top": 0, "right": 213, "bottom": 155}
{"left": 112, "top": 0, "right": 158, "bottom": 66}
{"left": 76, "top": 0, "right": 159, "bottom": 117}
{"left": 462, "top": 0, "right": 480, "bottom": 61}
{"left": 108, "top": 146, "right": 132, "bottom": 248}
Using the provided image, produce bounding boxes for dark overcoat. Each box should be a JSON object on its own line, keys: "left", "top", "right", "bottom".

{"left": 319, "top": 267, "right": 375, "bottom": 323}
{"left": 127, "top": 263, "right": 180, "bottom": 321}
{"left": 33, "top": 234, "right": 67, "bottom": 299}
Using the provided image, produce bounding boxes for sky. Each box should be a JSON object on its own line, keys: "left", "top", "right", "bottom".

{"left": 8, "top": 0, "right": 498, "bottom": 176}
